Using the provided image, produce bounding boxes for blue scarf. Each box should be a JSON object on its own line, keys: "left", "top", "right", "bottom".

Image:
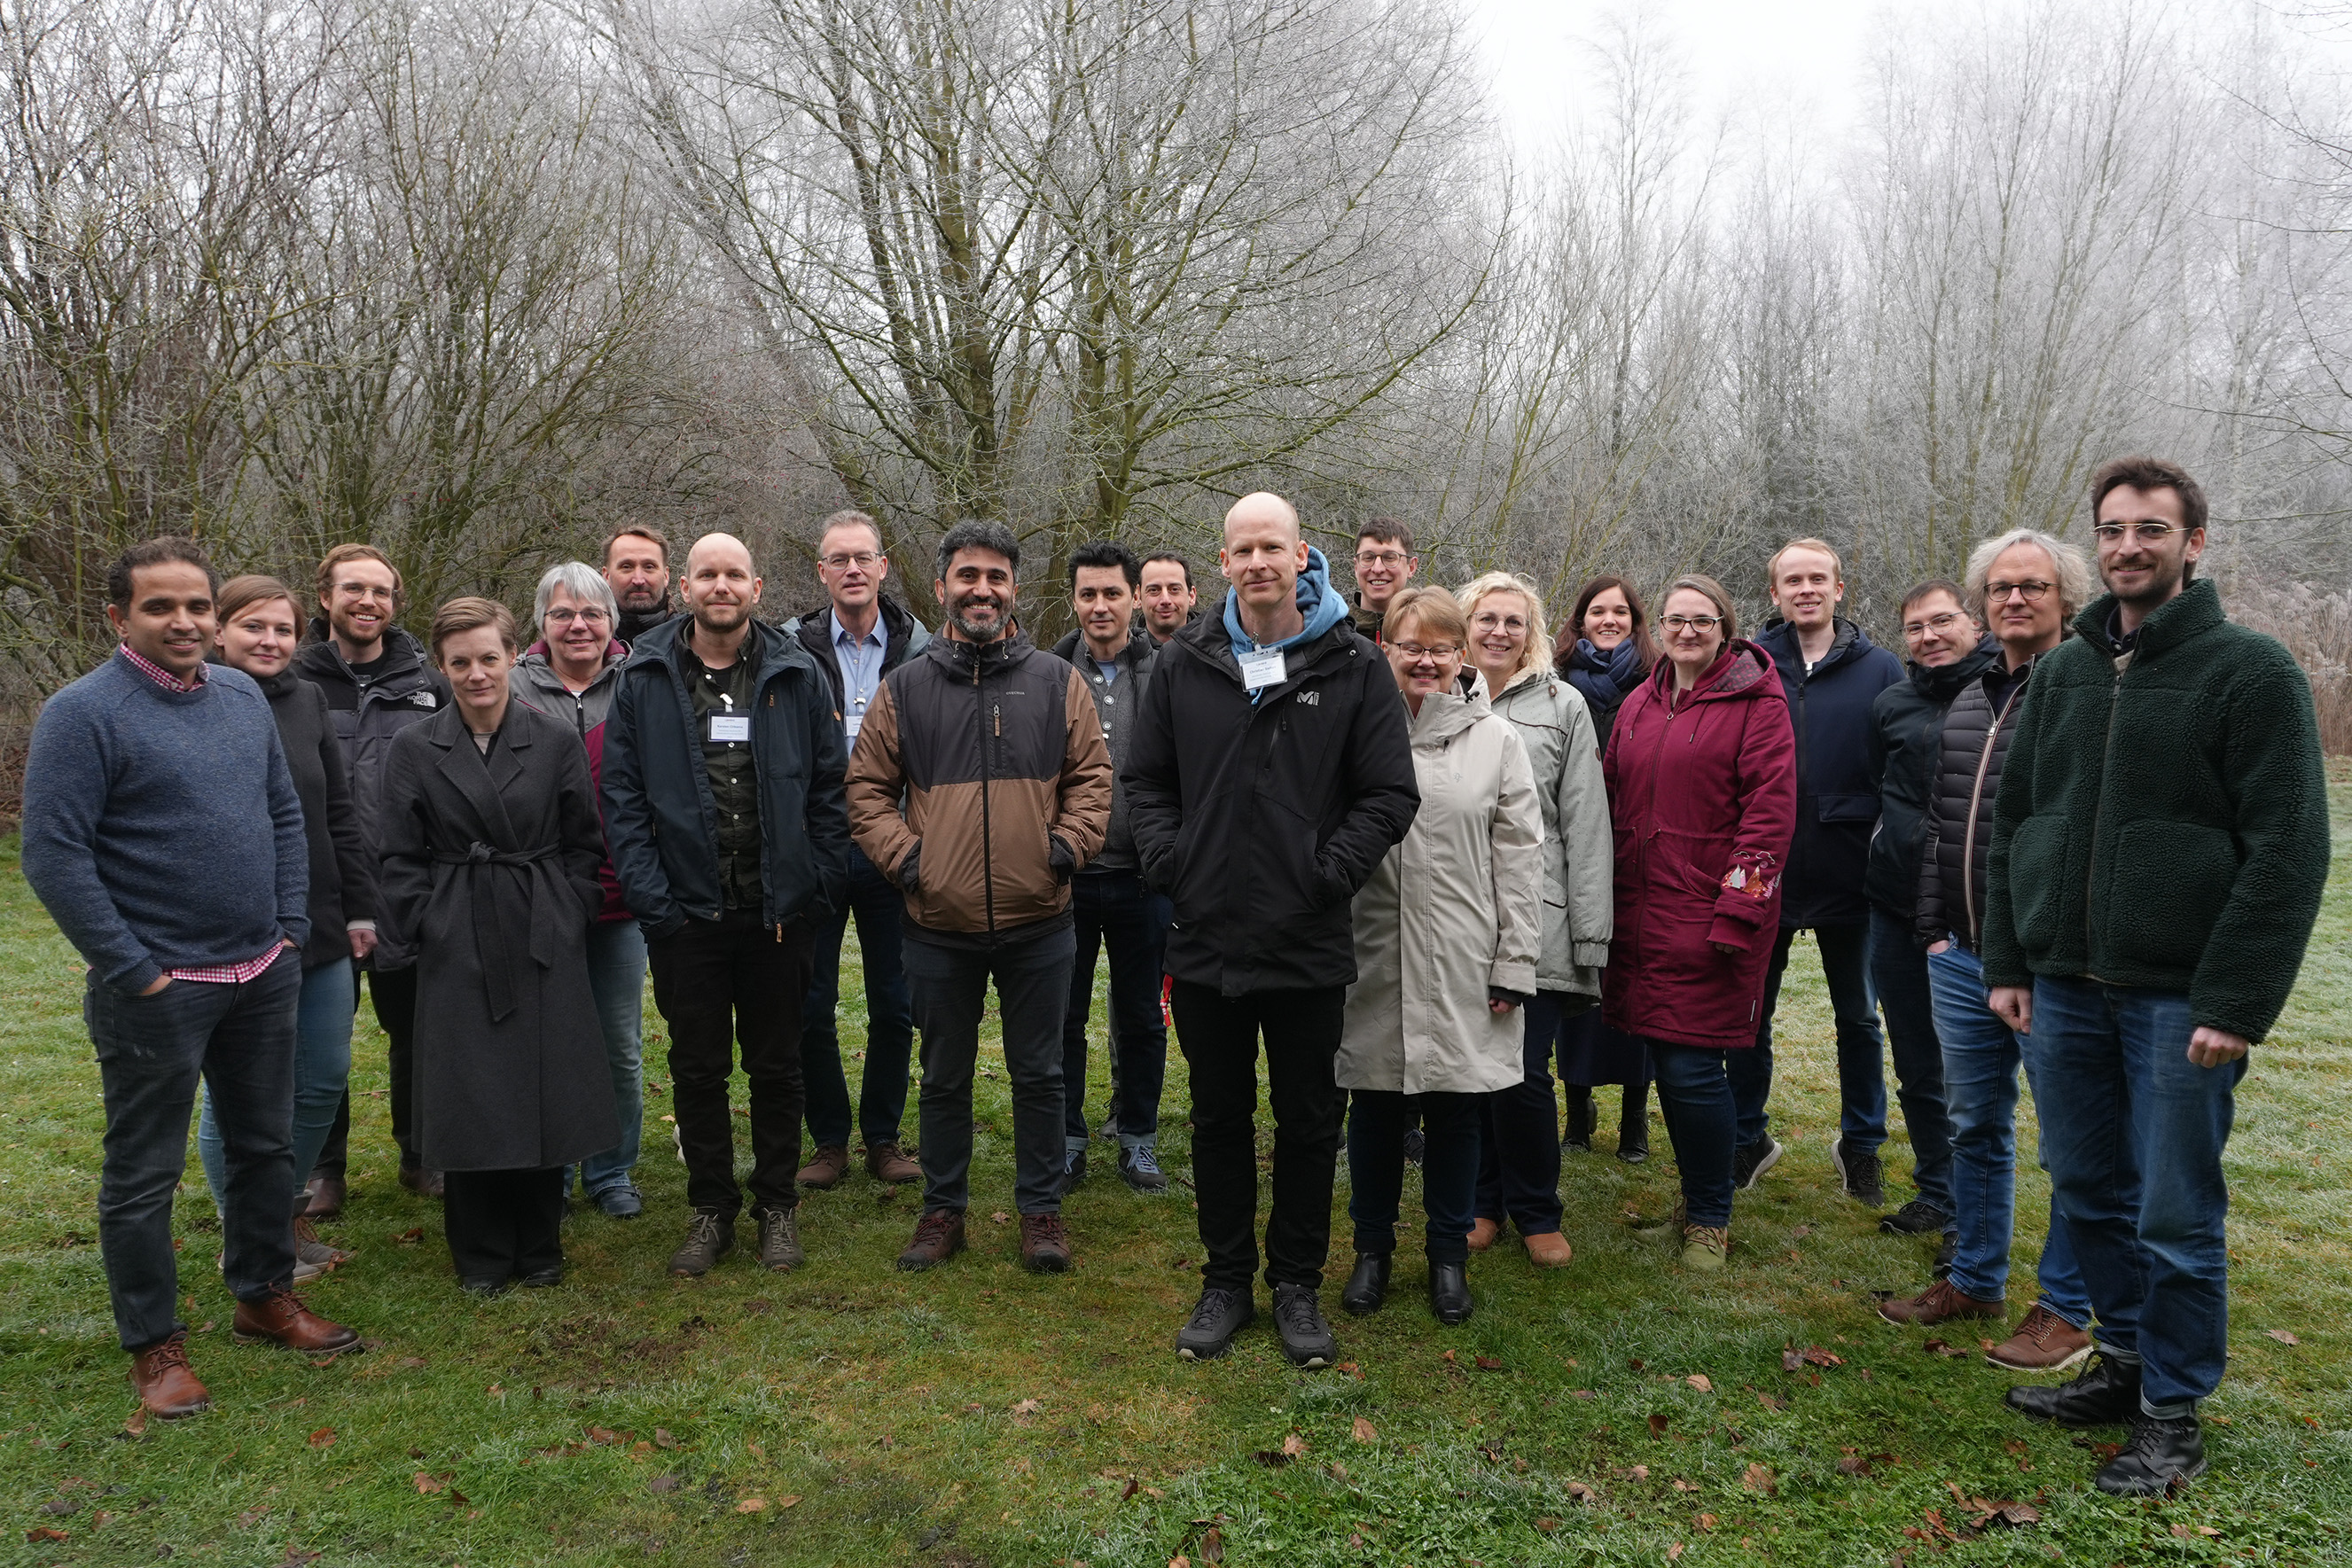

{"left": 1564, "top": 636, "right": 1644, "bottom": 714}
{"left": 1223, "top": 546, "right": 1350, "bottom": 703}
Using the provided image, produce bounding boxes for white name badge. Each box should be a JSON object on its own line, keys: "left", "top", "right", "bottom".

{"left": 1239, "top": 648, "right": 1287, "bottom": 688}
{"left": 708, "top": 714, "right": 752, "bottom": 744}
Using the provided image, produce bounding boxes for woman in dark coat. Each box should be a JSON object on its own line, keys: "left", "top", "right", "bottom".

{"left": 1604, "top": 575, "right": 1794, "bottom": 1271}
{"left": 1551, "top": 574, "right": 1661, "bottom": 1160}
{"left": 380, "top": 597, "right": 616, "bottom": 1293}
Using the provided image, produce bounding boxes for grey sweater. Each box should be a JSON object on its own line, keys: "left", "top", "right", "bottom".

{"left": 22, "top": 651, "right": 309, "bottom": 993}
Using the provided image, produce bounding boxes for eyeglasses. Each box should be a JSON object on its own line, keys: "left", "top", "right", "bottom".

{"left": 1660, "top": 614, "right": 1722, "bottom": 632}
{"left": 820, "top": 551, "right": 883, "bottom": 570}
{"left": 1471, "top": 613, "right": 1528, "bottom": 634}
{"left": 1356, "top": 550, "right": 1411, "bottom": 567}
{"left": 543, "top": 607, "right": 610, "bottom": 627}
{"left": 1984, "top": 581, "right": 2052, "bottom": 603}
{"left": 1392, "top": 643, "right": 1460, "bottom": 660}
{"left": 2090, "top": 523, "right": 2177, "bottom": 544}
{"left": 1903, "top": 611, "right": 1970, "bottom": 637}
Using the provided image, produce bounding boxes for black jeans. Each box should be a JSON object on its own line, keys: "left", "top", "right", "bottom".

{"left": 1475, "top": 990, "right": 1578, "bottom": 1233}
{"left": 86, "top": 951, "right": 301, "bottom": 1350}
{"left": 646, "top": 909, "right": 814, "bottom": 1220}
{"left": 902, "top": 926, "right": 1076, "bottom": 1216}
{"left": 1866, "top": 905, "right": 1956, "bottom": 1217}
{"left": 441, "top": 1167, "right": 564, "bottom": 1283}
{"left": 1060, "top": 870, "right": 1172, "bottom": 1146}
{"left": 1349, "top": 1088, "right": 1483, "bottom": 1263}
{"left": 800, "top": 844, "right": 916, "bottom": 1151}
{"left": 314, "top": 961, "right": 420, "bottom": 1179}
{"left": 1731, "top": 923, "right": 1886, "bottom": 1151}
{"left": 1169, "top": 980, "right": 1347, "bottom": 1293}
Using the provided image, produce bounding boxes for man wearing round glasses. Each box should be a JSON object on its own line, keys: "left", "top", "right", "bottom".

{"left": 1349, "top": 519, "right": 1418, "bottom": 642}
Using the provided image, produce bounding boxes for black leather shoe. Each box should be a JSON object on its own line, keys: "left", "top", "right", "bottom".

{"left": 519, "top": 1266, "right": 563, "bottom": 1288}
{"left": 2004, "top": 1351, "right": 2141, "bottom": 1427}
{"left": 1340, "top": 1252, "right": 1390, "bottom": 1316}
{"left": 1428, "top": 1261, "right": 1473, "bottom": 1326}
{"left": 458, "top": 1275, "right": 508, "bottom": 1297}
{"left": 2095, "top": 1414, "right": 2207, "bottom": 1496}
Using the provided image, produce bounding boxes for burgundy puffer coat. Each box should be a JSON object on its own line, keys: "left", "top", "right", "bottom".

{"left": 1601, "top": 641, "right": 1797, "bottom": 1049}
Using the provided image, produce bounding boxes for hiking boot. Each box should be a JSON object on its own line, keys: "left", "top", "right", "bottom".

{"left": 129, "top": 1331, "right": 210, "bottom": 1420}
{"left": 1271, "top": 1283, "right": 1338, "bottom": 1369}
{"left": 668, "top": 1210, "right": 734, "bottom": 1276}
{"left": 1986, "top": 1304, "right": 2094, "bottom": 1373}
{"left": 1428, "top": 1261, "right": 1473, "bottom": 1326}
{"left": 1019, "top": 1213, "right": 1072, "bottom": 1273}
{"left": 1561, "top": 1087, "right": 1596, "bottom": 1151}
{"left": 864, "top": 1142, "right": 921, "bottom": 1184}
{"left": 1879, "top": 1198, "right": 1948, "bottom": 1236}
{"left": 1176, "top": 1286, "right": 1254, "bottom": 1360}
{"left": 1465, "top": 1217, "right": 1501, "bottom": 1252}
{"left": 1119, "top": 1144, "right": 1169, "bottom": 1193}
{"left": 1056, "top": 1147, "right": 1088, "bottom": 1198}
{"left": 301, "top": 1174, "right": 346, "bottom": 1220}
{"left": 1831, "top": 1135, "right": 1885, "bottom": 1207}
{"left": 232, "top": 1285, "right": 361, "bottom": 1355}
{"left": 1522, "top": 1230, "right": 1573, "bottom": 1268}
{"left": 1731, "top": 1136, "right": 1782, "bottom": 1190}
{"left": 796, "top": 1145, "right": 850, "bottom": 1190}
{"left": 755, "top": 1207, "right": 804, "bottom": 1272}
{"left": 2095, "top": 1415, "right": 2207, "bottom": 1497}
{"left": 1680, "top": 1224, "right": 1729, "bottom": 1272}
{"left": 1340, "top": 1252, "right": 1391, "bottom": 1316}
{"left": 1877, "top": 1277, "right": 2002, "bottom": 1326}
{"left": 2004, "top": 1351, "right": 2140, "bottom": 1427}
{"left": 293, "top": 1216, "right": 350, "bottom": 1271}
{"left": 897, "top": 1209, "right": 966, "bottom": 1272}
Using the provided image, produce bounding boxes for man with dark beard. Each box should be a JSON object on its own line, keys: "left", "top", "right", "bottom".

{"left": 604, "top": 527, "right": 675, "bottom": 644}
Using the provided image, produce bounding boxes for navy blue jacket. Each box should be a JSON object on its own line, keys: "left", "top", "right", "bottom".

{"left": 1754, "top": 617, "right": 1903, "bottom": 927}
{"left": 599, "top": 617, "right": 851, "bottom": 940}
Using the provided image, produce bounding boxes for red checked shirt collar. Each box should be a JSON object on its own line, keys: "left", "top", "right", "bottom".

{"left": 118, "top": 643, "right": 207, "bottom": 693}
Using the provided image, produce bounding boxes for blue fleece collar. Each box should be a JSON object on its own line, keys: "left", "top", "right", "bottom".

{"left": 1223, "top": 546, "right": 1348, "bottom": 700}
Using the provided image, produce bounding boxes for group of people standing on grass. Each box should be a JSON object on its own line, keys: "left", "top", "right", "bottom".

{"left": 20, "top": 454, "right": 2329, "bottom": 1502}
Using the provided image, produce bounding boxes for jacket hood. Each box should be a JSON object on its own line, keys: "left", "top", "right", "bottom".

{"left": 923, "top": 628, "right": 1037, "bottom": 677}
{"left": 1649, "top": 639, "right": 1779, "bottom": 703}
{"left": 515, "top": 644, "right": 627, "bottom": 690}
{"left": 2075, "top": 578, "right": 2224, "bottom": 658}
{"left": 1409, "top": 667, "right": 1492, "bottom": 746}
{"left": 1759, "top": 614, "right": 1871, "bottom": 673}
{"left": 1220, "top": 545, "right": 1350, "bottom": 653}
{"left": 1909, "top": 636, "right": 2004, "bottom": 698}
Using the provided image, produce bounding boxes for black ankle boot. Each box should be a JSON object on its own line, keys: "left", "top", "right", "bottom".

{"left": 1340, "top": 1252, "right": 1391, "bottom": 1316}
{"left": 2004, "top": 1351, "right": 2141, "bottom": 1428}
{"left": 2095, "top": 1414, "right": 2207, "bottom": 1496}
{"left": 1616, "top": 1082, "right": 1650, "bottom": 1163}
{"left": 1428, "top": 1261, "right": 1473, "bottom": 1326}
{"left": 1561, "top": 1088, "right": 1595, "bottom": 1151}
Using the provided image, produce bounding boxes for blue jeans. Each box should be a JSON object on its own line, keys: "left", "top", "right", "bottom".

{"left": 2031, "top": 974, "right": 2239, "bottom": 1416}
{"left": 87, "top": 952, "right": 301, "bottom": 1349}
{"left": 198, "top": 956, "right": 357, "bottom": 1217}
{"left": 1060, "top": 870, "right": 1172, "bottom": 1151}
{"left": 1651, "top": 1042, "right": 1738, "bottom": 1228}
{"left": 1731, "top": 922, "right": 1886, "bottom": 1151}
{"left": 903, "top": 927, "right": 1075, "bottom": 1216}
{"left": 1473, "top": 990, "right": 1574, "bottom": 1234}
{"left": 1868, "top": 907, "right": 1955, "bottom": 1216}
{"left": 577, "top": 918, "right": 648, "bottom": 1197}
{"left": 1348, "top": 1089, "right": 1482, "bottom": 1263}
{"left": 1927, "top": 942, "right": 2095, "bottom": 1320}
{"left": 801, "top": 845, "right": 916, "bottom": 1151}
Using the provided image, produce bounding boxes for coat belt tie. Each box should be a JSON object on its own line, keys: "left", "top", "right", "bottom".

{"left": 432, "top": 841, "right": 564, "bottom": 1023}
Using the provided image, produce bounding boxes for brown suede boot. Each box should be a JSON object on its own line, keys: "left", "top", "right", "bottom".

{"left": 129, "top": 1331, "right": 211, "bottom": 1420}
{"left": 1876, "top": 1276, "right": 2003, "bottom": 1326}
{"left": 231, "top": 1285, "right": 362, "bottom": 1355}
{"left": 796, "top": 1144, "right": 850, "bottom": 1190}
{"left": 896, "top": 1209, "right": 966, "bottom": 1271}
{"left": 864, "top": 1141, "right": 921, "bottom": 1184}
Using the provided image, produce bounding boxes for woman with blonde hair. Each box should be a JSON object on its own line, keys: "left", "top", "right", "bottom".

{"left": 1455, "top": 573, "right": 1611, "bottom": 1268}
{"left": 1336, "top": 586, "right": 1543, "bottom": 1324}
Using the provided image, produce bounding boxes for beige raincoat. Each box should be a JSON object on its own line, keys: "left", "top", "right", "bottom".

{"left": 1488, "top": 666, "right": 1613, "bottom": 998}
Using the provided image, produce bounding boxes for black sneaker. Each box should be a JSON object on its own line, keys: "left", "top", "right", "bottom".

{"left": 2095, "top": 1414, "right": 2207, "bottom": 1496}
{"left": 667, "top": 1210, "right": 734, "bottom": 1276}
{"left": 754, "top": 1206, "right": 803, "bottom": 1272}
{"left": 1118, "top": 1144, "right": 1169, "bottom": 1193}
{"left": 1271, "top": 1283, "right": 1338, "bottom": 1369}
{"left": 1880, "top": 1198, "right": 1947, "bottom": 1236}
{"left": 1175, "top": 1286, "right": 1254, "bottom": 1361}
{"left": 2004, "top": 1350, "right": 2141, "bottom": 1428}
{"left": 1057, "top": 1147, "right": 1089, "bottom": 1197}
{"left": 1401, "top": 1127, "right": 1425, "bottom": 1167}
{"left": 1731, "top": 1136, "right": 1782, "bottom": 1190}
{"left": 1832, "top": 1135, "right": 1885, "bottom": 1207}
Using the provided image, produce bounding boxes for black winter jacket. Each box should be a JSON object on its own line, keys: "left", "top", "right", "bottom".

{"left": 1051, "top": 629, "right": 1157, "bottom": 872}
{"left": 599, "top": 618, "right": 851, "bottom": 940}
{"left": 249, "top": 667, "right": 381, "bottom": 970}
{"left": 1864, "top": 636, "right": 2003, "bottom": 920}
{"left": 1754, "top": 617, "right": 1903, "bottom": 927}
{"left": 1914, "top": 652, "right": 2037, "bottom": 950}
{"left": 1125, "top": 605, "right": 1419, "bottom": 996}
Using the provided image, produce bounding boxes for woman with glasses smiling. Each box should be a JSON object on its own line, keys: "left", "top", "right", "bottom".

{"left": 1604, "top": 575, "right": 1795, "bottom": 1271}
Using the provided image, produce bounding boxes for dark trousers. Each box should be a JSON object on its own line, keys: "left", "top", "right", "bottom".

{"left": 86, "top": 952, "right": 301, "bottom": 1350}
{"left": 1475, "top": 990, "right": 1576, "bottom": 1233}
{"left": 1060, "top": 870, "right": 1172, "bottom": 1145}
{"left": 441, "top": 1167, "right": 564, "bottom": 1283}
{"left": 800, "top": 844, "right": 916, "bottom": 1151}
{"left": 1349, "top": 1088, "right": 1483, "bottom": 1263}
{"left": 646, "top": 909, "right": 814, "bottom": 1220}
{"left": 1865, "top": 905, "right": 1956, "bottom": 1216}
{"left": 903, "top": 927, "right": 1076, "bottom": 1215}
{"left": 1169, "top": 980, "right": 1348, "bottom": 1292}
{"left": 1652, "top": 1041, "right": 1739, "bottom": 1229}
{"left": 1731, "top": 923, "right": 1885, "bottom": 1151}
{"left": 314, "top": 962, "right": 420, "bottom": 1179}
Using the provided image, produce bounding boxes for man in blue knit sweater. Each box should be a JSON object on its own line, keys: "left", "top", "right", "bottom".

{"left": 22, "top": 537, "right": 361, "bottom": 1422}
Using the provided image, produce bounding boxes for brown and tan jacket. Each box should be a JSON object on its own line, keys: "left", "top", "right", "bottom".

{"left": 846, "top": 630, "right": 1112, "bottom": 938}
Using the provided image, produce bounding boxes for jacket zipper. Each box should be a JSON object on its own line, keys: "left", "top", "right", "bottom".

{"left": 2083, "top": 653, "right": 2129, "bottom": 967}
{"left": 976, "top": 651, "right": 995, "bottom": 935}
{"left": 1958, "top": 676, "right": 2024, "bottom": 952}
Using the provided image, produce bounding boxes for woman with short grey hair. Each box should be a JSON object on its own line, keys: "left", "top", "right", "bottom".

{"left": 534, "top": 561, "right": 619, "bottom": 631}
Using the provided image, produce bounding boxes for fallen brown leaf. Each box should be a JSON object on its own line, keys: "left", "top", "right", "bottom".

{"left": 1801, "top": 1346, "right": 1844, "bottom": 1367}
{"left": 648, "top": 1476, "right": 681, "bottom": 1494}
{"left": 1565, "top": 1481, "right": 1598, "bottom": 1502}
{"left": 1685, "top": 1374, "right": 1713, "bottom": 1392}
{"left": 586, "top": 1425, "right": 621, "bottom": 1445}
{"left": 1535, "top": 1516, "right": 1561, "bottom": 1532}
{"left": 412, "top": 1473, "right": 443, "bottom": 1495}
{"left": 736, "top": 1498, "right": 767, "bottom": 1514}
{"left": 1698, "top": 1513, "right": 1718, "bottom": 1530}
{"left": 2268, "top": 1329, "right": 2300, "bottom": 1346}
{"left": 1350, "top": 1416, "right": 1379, "bottom": 1443}
{"left": 1199, "top": 1525, "right": 1225, "bottom": 1563}
{"left": 991, "top": 1211, "right": 1012, "bottom": 1224}
{"left": 1742, "top": 1462, "right": 1777, "bottom": 1495}
{"left": 121, "top": 1408, "right": 148, "bottom": 1439}
{"left": 1921, "top": 1339, "right": 1971, "bottom": 1358}
{"left": 1475, "top": 1354, "right": 1504, "bottom": 1371}
{"left": 1281, "top": 1431, "right": 1307, "bottom": 1457}
{"left": 394, "top": 1228, "right": 423, "bottom": 1244}
{"left": 1755, "top": 1392, "right": 1785, "bottom": 1413}
{"left": 1837, "top": 1455, "right": 1871, "bottom": 1477}
{"left": 1667, "top": 1543, "right": 1684, "bottom": 1562}
{"left": 308, "top": 1427, "right": 336, "bottom": 1449}
{"left": 653, "top": 1428, "right": 677, "bottom": 1449}
{"left": 1011, "top": 1399, "right": 1043, "bottom": 1415}
{"left": 25, "top": 1528, "right": 67, "bottom": 1543}
{"left": 777, "top": 1496, "right": 801, "bottom": 1509}
{"left": 1647, "top": 1413, "right": 1671, "bottom": 1438}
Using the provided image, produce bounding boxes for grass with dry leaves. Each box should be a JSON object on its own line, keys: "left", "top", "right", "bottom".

{"left": 1, "top": 764, "right": 2348, "bottom": 1566}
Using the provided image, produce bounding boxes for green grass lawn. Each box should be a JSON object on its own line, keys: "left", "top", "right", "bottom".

{"left": 3, "top": 768, "right": 2348, "bottom": 1566}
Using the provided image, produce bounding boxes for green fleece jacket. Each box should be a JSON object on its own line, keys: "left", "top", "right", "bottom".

{"left": 1981, "top": 580, "right": 2329, "bottom": 1041}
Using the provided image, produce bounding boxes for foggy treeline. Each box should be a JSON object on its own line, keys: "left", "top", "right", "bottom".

{"left": 4, "top": 0, "right": 2350, "bottom": 697}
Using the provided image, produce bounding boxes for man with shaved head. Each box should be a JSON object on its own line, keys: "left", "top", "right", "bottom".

{"left": 1127, "top": 491, "right": 1419, "bottom": 1367}
{"left": 602, "top": 532, "right": 853, "bottom": 1278}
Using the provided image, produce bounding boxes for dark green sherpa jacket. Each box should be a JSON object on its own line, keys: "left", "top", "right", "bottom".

{"left": 1981, "top": 580, "right": 2329, "bottom": 1041}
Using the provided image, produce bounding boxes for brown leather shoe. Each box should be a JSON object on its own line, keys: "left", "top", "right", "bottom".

{"left": 232, "top": 1285, "right": 363, "bottom": 1356}
{"left": 129, "top": 1331, "right": 210, "bottom": 1420}
{"left": 797, "top": 1144, "right": 850, "bottom": 1190}
{"left": 896, "top": 1209, "right": 966, "bottom": 1271}
{"left": 1877, "top": 1276, "right": 2003, "bottom": 1326}
{"left": 1522, "top": 1230, "right": 1573, "bottom": 1268}
{"left": 864, "top": 1141, "right": 921, "bottom": 1184}
{"left": 1986, "top": 1303, "right": 2095, "bottom": 1372}
{"left": 397, "top": 1163, "right": 444, "bottom": 1200}
{"left": 301, "top": 1174, "right": 347, "bottom": 1220}
{"left": 1466, "top": 1217, "right": 1502, "bottom": 1252}
{"left": 1019, "top": 1213, "right": 1073, "bottom": 1274}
